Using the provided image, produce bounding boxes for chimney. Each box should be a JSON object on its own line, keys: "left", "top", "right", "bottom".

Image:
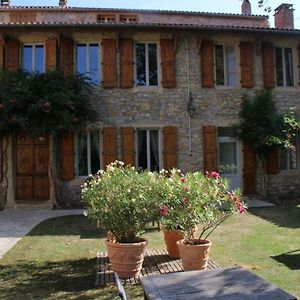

{"left": 59, "top": 0, "right": 67, "bottom": 8}
{"left": 241, "top": 0, "right": 251, "bottom": 15}
{"left": 274, "top": 3, "right": 294, "bottom": 29}
{"left": 1, "top": 0, "right": 10, "bottom": 6}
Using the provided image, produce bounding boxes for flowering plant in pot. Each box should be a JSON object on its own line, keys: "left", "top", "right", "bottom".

{"left": 159, "top": 169, "right": 246, "bottom": 270}
{"left": 82, "top": 161, "right": 161, "bottom": 278}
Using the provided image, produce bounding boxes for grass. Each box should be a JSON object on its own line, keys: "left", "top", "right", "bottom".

{"left": 0, "top": 205, "right": 299, "bottom": 299}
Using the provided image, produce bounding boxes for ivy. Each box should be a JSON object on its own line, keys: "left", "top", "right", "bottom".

{"left": 0, "top": 70, "right": 96, "bottom": 137}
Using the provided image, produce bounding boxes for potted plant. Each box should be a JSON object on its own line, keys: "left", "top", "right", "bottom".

{"left": 82, "top": 161, "right": 160, "bottom": 278}
{"left": 160, "top": 169, "right": 246, "bottom": 270}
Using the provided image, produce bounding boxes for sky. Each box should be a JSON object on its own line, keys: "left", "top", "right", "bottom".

{"left": 11, "top": 0, "right": 300, "bottom": 29}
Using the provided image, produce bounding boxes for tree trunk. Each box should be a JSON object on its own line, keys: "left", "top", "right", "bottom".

{"left": 256, "top": 155, "right": 268, "bottom": 199}
{"left": 49, "top": 134, "right": 60, "bottom": 208}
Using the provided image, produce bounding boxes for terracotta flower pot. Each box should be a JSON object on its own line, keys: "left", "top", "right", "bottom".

{"left": 163, "top": 229, "right": 185, "bottom": 259}
{"left": 177, "top": 238, "right": 212, "bottom": 271}
{"left": 105, "top": 238, "right": 148, "bottom": 278}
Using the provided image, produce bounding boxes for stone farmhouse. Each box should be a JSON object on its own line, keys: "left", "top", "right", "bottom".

{"left": 0, "top": 0, "right": 300, "bottom": 208}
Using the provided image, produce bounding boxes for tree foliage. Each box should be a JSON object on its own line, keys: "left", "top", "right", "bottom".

{"left": 234, "top": 89, "right": 300, "bottom": 157}
{"left": 0, "top": 70, "right": 96, "bottom": 137}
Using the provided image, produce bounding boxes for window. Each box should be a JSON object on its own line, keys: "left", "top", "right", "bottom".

{"left": 76, "top": 131, "right": 100, "bottom": 176}
{"left": 275, "top": 47, "right": 294, "bottom": 87}
{"left": 215, "top": 45, "right": 236, "bottom": 87}
{"left": 97, "top": 14, "right": 115, "bottom": 24}
{"left": 280, "top": 135, "right": 298, "bottom": 170}
{"left": 137, "top": 129, "right": 160, "bottom": 171}
{"left": 22, "top": 44, "right": 44, "bottom": 73}
{"left": 135, "top": 43, "right": 158, "bottom": 86}
{"left": 76, "top": 43, "right": 100, "bottom": 83}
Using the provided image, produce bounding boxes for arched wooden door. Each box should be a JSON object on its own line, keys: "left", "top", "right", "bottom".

{"left": 16, "top": 132, "right": 50, "bottom": 200}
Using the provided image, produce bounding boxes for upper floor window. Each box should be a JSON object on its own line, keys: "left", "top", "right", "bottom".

{"left": 275, "top": 47, "right": 294, "bottom": 87}
{"left": 215, "top": 45, "right": 236, "bottom": 87}
{"left": 137, "top": 129, "right": 160, "bottom": 171}
{"left": 280, "top": 135, "right": 298, "bottom": 170}
{"left": 76, "top": 130, "right": 100, "bottom": 176}
{"left": 76, "top": 43, "right": 100, "bottom": 83}
{"left": 22, "top": 44, "right": 44, "bottom": 73}
{"left": 135, "top": 43, "right": 158, "bottom": 86}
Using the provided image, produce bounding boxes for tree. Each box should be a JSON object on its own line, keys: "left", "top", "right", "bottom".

{"left": 0, "top": 70, "right": 96, "bottom": 208}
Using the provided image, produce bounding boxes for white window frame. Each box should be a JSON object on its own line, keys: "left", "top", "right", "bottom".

{"left": 214, "top": 44, "right": 237, "bottom": 87}
{"left": 135, "top": 128, "right": 162, "bottom": 170}
{"left": 275, "top": 46, "right": 294, "bottom": 87}
{"left": 75, "top": 42, "right": 101, "bottom": 83}
{"left": 75, "top": 130, "right": 101, "bottom": 177}
{"left": 134, "top": 42, "right": 160, "bottom": 87}
{"left": 22, "top": 43, "right": 45, "bottom": 73}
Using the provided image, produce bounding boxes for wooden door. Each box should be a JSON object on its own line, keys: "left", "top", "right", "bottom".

{"left": 16, "top": 132, "right": 50, "bottom": 200}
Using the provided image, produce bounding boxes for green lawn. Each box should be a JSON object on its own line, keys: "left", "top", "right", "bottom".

{"left": 0, "top": 205, "right": 299, "bottom": 299}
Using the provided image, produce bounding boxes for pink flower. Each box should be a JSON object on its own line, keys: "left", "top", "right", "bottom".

{"left": 159, "top": 205, "right": 169, "bottom": 216}
{"left": 183, "top": 197, "right": 189, "bottom": 205}
{"left": 235, "top": 202, "right": 247, "bottom": 214}
{"left": 180, "top": 177, "right": 187, "bottom": 183}
{"left": 206, "top": 171, "right": 220, "bottom": 179}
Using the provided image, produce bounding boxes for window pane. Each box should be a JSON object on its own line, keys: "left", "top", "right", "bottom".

{"left": 215, "top": 45, "right": 224, "bottom": 86}
{"left": 77, "top": 44, "right": 87, "bottom": 75}
{"left": 77, "top": 132, "right": 88, "bottom": 176}
{"left": 89, "top": 44, "right": 99, "bottom": 83}
{"left": 285, "top": 48, "right": 294, "bottom": 87}
{"left": 136, "top": 43, "right": 146, "bottom": 86}
{"left": 22, "top": 45, "right": 33, "bottom": 72}
{"left": 226, "top": 46, "right": 236, "bottom": 87}
{"left": 90, "top": 131, "right": 100, "bottom": 174}
{"left": 150, "top": 130, "right": 159, "bottom": 171}
{"left": 137, "top": 130, "right": 147, "bottom": 170}
{"left": 148, "top": 43, "right": 158, "bottom": 86}
{"left": 218, "top": 142, "right": 237, "bottom": 174}
{"left": 275, "top": 47, "right": 284, "bottom": 87}
{"left": 35, "top": 45, "right": 44, "bottom": 73}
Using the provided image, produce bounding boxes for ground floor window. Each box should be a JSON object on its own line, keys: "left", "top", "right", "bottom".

{"left": 280, "top": 135, "right": 298, "bottom": 170}
{"left": 76, "top": 130, "right": 100, "bottom": 176}
{"left": 137, "top": 129, "right": 160, "bottom": 171}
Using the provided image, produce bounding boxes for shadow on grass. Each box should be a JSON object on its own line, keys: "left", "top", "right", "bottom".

{"left": 271, "top": 249, "right": 300, "bottom": 270}
{"left": 248, "top": 205, "right": 300, "bottom": 229}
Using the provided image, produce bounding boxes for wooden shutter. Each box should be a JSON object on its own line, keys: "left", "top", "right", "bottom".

{"left": 102, "top": 127, "right": 117, "bottom": 167}
{"left": 6, "top": 38, "right": 20, "bottom": 73}
{"left": 120, "top": 39, "right": 134, "bottom": 88}
{"left": 102, "top": 39, "right": 117, "bottom": 88}
{"left": 60, "top": 133, "right": 75, "bottom": 181}
{"left": 262, "top": 42, "right": 275, "bottom": 88}
{"left": 45, "top": 37, "right": 57, "bottom": 71}
{"left": 201, "top": 40, "right": 214, "bottom": 88}
{"left": 267, "top": 148, "right": 279, "bottom": 174}
{"left": 243, "top": 144, "right": 256, "bottom": 194}
{"left": 203, "top": 126, "right": 217, "bottom": 172}
{"left": 0, "top": 38, "right": 4, "bottom": 70}
{"left": 121, "top": 127, "right": 135, "bottom": 166}
{"left": 163, "top": 126, "right": 177, "bottom": 170}
{"left": 298, "top": 44, "right": 300, "bottom": 86}
{"left": 161, "top": 39, "right": 176, "bottom": 88}
{"left": 240, "top": 41, "right": 254, "bottom": 88}
{"left": 60, "top": 36, "right": 74, "bottom": 77}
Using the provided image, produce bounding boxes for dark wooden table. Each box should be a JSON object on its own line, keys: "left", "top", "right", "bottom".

{"left": 140, "top": 267, "right": 297, "bottom": 300}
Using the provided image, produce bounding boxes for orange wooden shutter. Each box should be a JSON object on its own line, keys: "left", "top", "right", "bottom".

{"left": 6, "top": 38, "right": 20, "bottom": 73}
{"left": 243, "top": 144, "right": 256, "bottom": 194}
{"left": 102, "top": 127, "right": 117, "bottom": 167}
{"left": 60, "top": 36, "right": 74, "bottom": 77}
{"left": 0, "top": 38, "right": 4, "bottom": 70}
{"left": 121, "top": 127, "right": 135, "bottom": 166}
{"left": 240, "top": 41, "right": 254, "bottom": 88}
{"left": 102, "top": 39, "right": 117, "bottom": 88}
{"left": 201, "top": 40, "right": 214, "bottom": 88}
{"left": 161, "top": 39, "right": 176, "bottom": 88}
{"left": 203, "top": 126, "right": 217, "bottom": 172}
{"left": 163, "top": 126, "right": 177, "bottom": 170}
{"left": 60, "top": 133, "right": 75, "bottom": 181}
{"left": 120, "top": 39, "right": 134, "bottom": 88}
{"left": 267, "top": 148, "right": 279, "bottom": 174}
{"left": 298, "top": 44, "right": 300, "bottom": 86}
{"left": 262, "top": 42, "right": 275, "bottom": 88}
{"left": 45, "top": 37, "right": 57, "bottom": 71}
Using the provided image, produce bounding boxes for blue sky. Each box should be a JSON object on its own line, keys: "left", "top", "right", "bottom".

{"left": 11, "top": 0, "right": 300, "bottom": 28}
